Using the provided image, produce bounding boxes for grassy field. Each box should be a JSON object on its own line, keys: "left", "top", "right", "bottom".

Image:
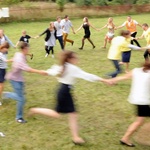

{"left": 0, "top": 14, "right": 150, "bottom": 150}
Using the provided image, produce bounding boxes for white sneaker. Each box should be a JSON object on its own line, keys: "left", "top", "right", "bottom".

{"left": 0, "top": 132, "right": 5, "bottom": 137}
{"left": 52, "top": 55, "right": 54, "bottom": 58}
{"left": 0, "top": 102, "right": 2, "bottom": 106}
{"left": 45, "top": 53, "right": 48, "bottom": 57}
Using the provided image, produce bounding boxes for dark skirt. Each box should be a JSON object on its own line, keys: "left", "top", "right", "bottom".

{"left": 56, "top": 83, "right": 75, "bottom": 113}
{"left": 84, "top": 33, "right": 90, "bottom": 38}
{"left": 122, "top": 51, "right": 131, "bottom": 63}
{"left": 137, "top": 105, "right": 150, "bottom": 117}
{"left": 0, "top": 69, "right": 6, "bottom": 83}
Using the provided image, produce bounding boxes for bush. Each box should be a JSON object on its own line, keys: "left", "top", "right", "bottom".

{"left": 93, "top": 0, "right": 108, "bottom": 6}
{"left": 75, "top": 0, "right": 93, "bottom": 6}
{"left": 56, "top": 0, "right": 66, "bottom": 11}
{"left": 0, "top": 0, "right": 23, "bottom": 5}
{"left": 136, "top": 0, "right": 150, "bottom": 4}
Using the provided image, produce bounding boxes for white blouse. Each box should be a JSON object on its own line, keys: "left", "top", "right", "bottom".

{"left": 128, "top": 68, "right": 150, "bottom": 105}
{"left": 46, "top": 63, "right": 102, "bottom": 85}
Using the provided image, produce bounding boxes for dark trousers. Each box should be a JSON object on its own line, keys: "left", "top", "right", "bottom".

{"left": 108, "top": 60, "right": 122, "bottom": 78}
{"left": 144, "top": 49, "right": 150, "bottom": 60}
{"left": 57, "top": 36, "right": 64, "bottom": 50}
{"left": 45, "top": 46, "right": 54, "bottom": 54}
{"left": 131, "top": 32, "right": 141, "bottom": 47}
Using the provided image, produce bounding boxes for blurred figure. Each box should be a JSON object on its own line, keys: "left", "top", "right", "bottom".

{"left": 3, "top": 42, "right": 45, "bottom": 123}
{"left": 76, "top": 17, "right": 97, "bottom": 50}
{"left": 62, "top": 15, "right": 75, "bottom": 48}
{"left": 16, "top": 30, "right": 34, "bottom": 59}
{"left": 116, "top": 16, "right": 141, "bottom": 47}
{"left": 0, "top": 42, "right": 13, "bottom": 105}
{"left": 54, "top": 16, "right": 64, "bottom": 51}
{"left": 99, "top": 17, "right": 115, "bottom": 48}
{"left": 107, "top": 30, "right": 146, "bottom": 78}
{"left": 136, "top": 23, "right": 150, "bottom": 62}
{"left": 0, "top": 29, "right": 16, "bottom": 48}
{"left": 29, "top": 50, "right": 109, "bottom": 144}
{"left": 36, "top": 22, "right": 56, "bottom": 58}
{"left": 111, "top": 61, "right": 150, "bottom": 147}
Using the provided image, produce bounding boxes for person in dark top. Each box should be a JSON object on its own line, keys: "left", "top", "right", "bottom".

{"left": 16, "top": 30, "right": 34, "bottom": 59}
{"left": 35, "top": 22, "right": 57, "bottom": 58}
{"left": 76, "top": 17, "right": 97, "bottom": 50}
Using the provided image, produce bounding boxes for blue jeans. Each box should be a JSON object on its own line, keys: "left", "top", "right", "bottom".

{"left": 108, "top": 60, "right": 122, "bottom": 78}
{"left": 57, "top": 36, "right": 64, "bottom": 50}
{"left": 4, "top": 80, "right": 25, "bottom": 119}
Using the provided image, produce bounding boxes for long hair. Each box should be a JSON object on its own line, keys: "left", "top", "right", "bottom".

{"left": 49, "top": 22, "right": 54, "bottom": 31}
{"left": 143, "top": 61, "right": 150, "bottom": 72}
{"left": 0, "top": 42, "right": 10, "bottom": 51}
{"left": 58, "top": 50, "right": 76, "bottom": 77}
{"left": 108, "top": 17, "right": 115, "bottom": 28}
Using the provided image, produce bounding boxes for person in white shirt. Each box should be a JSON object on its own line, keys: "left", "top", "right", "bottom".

{"left": 116, "top": 16, "right": 141, "bottom": 47}
{"left": 29, "top": 50, "right": 109, "bottom": 144}
{"left": 54, "top": 16, "right": 64, "bottom": 50}
{"left": 62, "top": 15, "right": 75, "bottom": 48}
{"left": 111, "top": 61, "right": 150, "bottom": 147}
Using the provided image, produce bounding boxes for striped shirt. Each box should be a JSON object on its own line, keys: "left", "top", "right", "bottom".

{"left": 0, "top": 52, "right": 7, "bottom": 69}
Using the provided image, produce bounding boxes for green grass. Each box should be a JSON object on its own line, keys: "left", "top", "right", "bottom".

{"left": 0, "top": 14, "right": 150, "bottom": 150}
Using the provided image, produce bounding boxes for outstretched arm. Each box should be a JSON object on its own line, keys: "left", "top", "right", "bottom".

{"left": 98, "top": 24, "right": 107, "bottom": 31}
{"left": 71, "top": 27, "right": 75, "bottom": 34}
{"left": 89, "top": 22, "right": 99, "bottom": 31}
{"left": 110, "top": 71, "right": 132, "bottom": 84}
{"left": 75, "top": 24, "right": 83, "bottom": 33}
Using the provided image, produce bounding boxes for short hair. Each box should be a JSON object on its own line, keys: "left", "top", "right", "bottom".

{"left": 64, "top": 15, "right": 68, "bottom": 19}
{"left": 56, "top": 16, "right": 61, "bottom": 20}
{"left": 120, "top": 30, "right": 130, "bottom": 36}
{"left": 142, "top": 23, "right": 149, "bottom": 27}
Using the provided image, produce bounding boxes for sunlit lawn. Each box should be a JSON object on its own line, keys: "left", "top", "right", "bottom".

{"left": 0, "top": 14, "right": 150, "bottom": 150}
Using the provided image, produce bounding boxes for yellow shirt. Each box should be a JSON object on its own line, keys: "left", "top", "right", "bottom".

{"left": 143, "top": 27, "right": 150, "bottom": 45}
{"left": 107, "top": 36, "right": 131, "bottom": 60}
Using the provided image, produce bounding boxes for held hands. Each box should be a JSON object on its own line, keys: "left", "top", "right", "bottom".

{"left": 101, "top": 78, "right": 118, "bottom": 85}
{"left": 39, "top": 70, "right": 48, "bottom": 75}
{"left": 34, "top": 35, "right": 39, "bottom": 39}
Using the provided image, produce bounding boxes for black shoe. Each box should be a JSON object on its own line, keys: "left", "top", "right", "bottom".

{"left": 120, "top": 140, "right": 135, "bottom": 147}
{"left": 93, "top": 46, "right": 96, "bottom": 49}
{"left": 16, "top": 118, "right": 27, "bottom": 123}
{"left": 31, "top": 54, "right": 34, "bottom": 60}
{"left": 72, "top": 41, "right": 74, "bottom": 46}
{"left": 79, "top": 47, "right": 83, "bottom": 50}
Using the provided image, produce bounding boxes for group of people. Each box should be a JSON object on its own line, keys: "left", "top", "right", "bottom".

{"left": 0, "top": 15, "right": 150, "bottom": 147}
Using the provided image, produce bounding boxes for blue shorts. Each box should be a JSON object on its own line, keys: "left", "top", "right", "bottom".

{"left": 0, "top": 69, "right": 6, "bottom": 83}
{"left": 122, "top": 51, "right": 131, "bottom": 63}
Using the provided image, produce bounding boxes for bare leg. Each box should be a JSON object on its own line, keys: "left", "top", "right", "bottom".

{"left": 124, "top": 62, "right": 129, "bottom": 73}
{"left": 121, "top": 117, "right": 145, "bottom": 144}
{"left": 0, "top": 83, "right": 4, "bottom": 105}
{"left": 102, "top": 36, "right": 107, "bottom": 48}
{"left": 29, "top": 108, "right": 60, "bottom": 118}
{"left": 68, "top": 112, "right": 85, "bottom": 143}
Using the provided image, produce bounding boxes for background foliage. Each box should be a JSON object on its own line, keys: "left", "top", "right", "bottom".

{"left": 0, "top": 0, "right": 150, "bottom": 5}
